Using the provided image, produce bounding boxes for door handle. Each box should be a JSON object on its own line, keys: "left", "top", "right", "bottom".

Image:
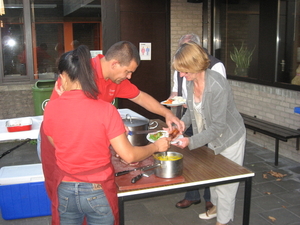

{"left": 280, "top": 60, "right": 285, "bottom": 72}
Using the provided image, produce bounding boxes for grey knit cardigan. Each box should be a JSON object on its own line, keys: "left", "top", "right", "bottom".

{"left": 181, "top": 69, "right": 246, "bottom": 155}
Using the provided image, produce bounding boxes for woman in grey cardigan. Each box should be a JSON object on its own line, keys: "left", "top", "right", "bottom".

{"left": 172, "top": 42, "right": 246, "bottom": 225}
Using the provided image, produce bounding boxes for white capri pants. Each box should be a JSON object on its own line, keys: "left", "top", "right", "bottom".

{"left": 209, "top": 132, "right": 246, "bottom": 224}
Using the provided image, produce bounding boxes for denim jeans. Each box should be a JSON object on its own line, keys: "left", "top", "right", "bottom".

{"left": 58, "top": 182, "right": 114, "bottom": 225}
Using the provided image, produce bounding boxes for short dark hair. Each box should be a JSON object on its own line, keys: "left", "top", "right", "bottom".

{"left": 105, "top": 41, "right": 140, "bottom": 66}
{"left": 58, "top": 45, "right": 99, "bottom": 99}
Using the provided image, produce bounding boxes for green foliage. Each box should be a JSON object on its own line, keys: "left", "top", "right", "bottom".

{"left": 29, "top": 139, "right": 37, "bottom": 145}
{"left": 230, "top": 42, "right": 255, "bottom": 69}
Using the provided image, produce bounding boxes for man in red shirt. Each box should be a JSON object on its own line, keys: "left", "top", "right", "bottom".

{"left": 51, "top": 41, "right": 184, "bottom": 132}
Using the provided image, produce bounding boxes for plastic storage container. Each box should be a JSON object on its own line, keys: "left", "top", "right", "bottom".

{"left": 32, "top": 80, "right": 55, "bottom": 116}
{"left": 0, "top": 163, "right": 51, "bottom": 220}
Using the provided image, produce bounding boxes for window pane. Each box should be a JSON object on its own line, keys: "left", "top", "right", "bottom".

{"left": 32, "top": 2, "right": 64, "bottom": 79}
{"left": 1, "top": 0, "right": 25, "bottom": 77}
{"left": 216, "top": 0, "right": 300, "bottom": 88}
{"left": 283, "top": 0, "right": 300, "bottom": 86}
{"left": 218, "top": 0, "right": 259, "bottom": 78}
{"left": 73, "top": 23, "right": 101, "bottom": 50}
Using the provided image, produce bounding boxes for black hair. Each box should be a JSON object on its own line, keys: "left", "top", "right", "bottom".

{"left": 105, "top": 41, "right": 140, "bottom": 66}
{"left": 58, "top": 45, "right": 99, "bottom": 99}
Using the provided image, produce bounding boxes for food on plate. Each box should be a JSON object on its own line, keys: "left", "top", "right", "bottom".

{"left": 162, "top": 96, "right": 186, "bottom": 105}
{"left": 163, "top": 99, "right": 174, "bottom": 104}
{"left": 169, "top": 128, "right": 180, "bottom": 139}
{"left": 148, "top": 131, "right": 165, "bottom": 141}
{"left": 172, "top": 96, "right": 186, "bottom": 104}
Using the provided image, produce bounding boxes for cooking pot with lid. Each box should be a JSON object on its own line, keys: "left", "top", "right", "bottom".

{"left": 123, "top": 114, "right": 158, "bottom": 146}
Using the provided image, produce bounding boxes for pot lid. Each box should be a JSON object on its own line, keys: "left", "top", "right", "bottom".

{"left": 122, "top": 114, "right": 149, "bottom": 127}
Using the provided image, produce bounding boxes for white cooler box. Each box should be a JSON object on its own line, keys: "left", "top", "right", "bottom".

{"left": 0, "top": 163, "right": 51, "bottom": 220}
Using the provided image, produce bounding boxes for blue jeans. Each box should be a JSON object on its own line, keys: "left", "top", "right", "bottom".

{"left": 58, "top": 182, "right": 114, "bottom": 225}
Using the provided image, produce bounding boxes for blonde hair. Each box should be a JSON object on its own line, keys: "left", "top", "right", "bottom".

{"left": 172, "top": 42, "right": 210, "bottom": 73}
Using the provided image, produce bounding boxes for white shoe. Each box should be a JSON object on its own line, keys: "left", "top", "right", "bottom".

{"left": 199, "top": 210, "right": 217, "bottom": 220}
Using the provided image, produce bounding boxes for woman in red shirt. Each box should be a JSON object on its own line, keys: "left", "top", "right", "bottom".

{"left": 42, "top": 45, "right": 170, "bottom": 225}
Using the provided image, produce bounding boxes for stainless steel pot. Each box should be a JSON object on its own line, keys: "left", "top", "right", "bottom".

{"left": 123, "top": 114, "right": 158, "bottom": 146}
{"left": 153, "top": 152, "right": 183, "bottom": 178}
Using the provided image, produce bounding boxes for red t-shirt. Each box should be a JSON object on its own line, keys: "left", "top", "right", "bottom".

{"left": 43, "top": 90, "right": 125, "bottom": 182}
{"left": 50, "top": 54, "right": 140, "bottom": 103}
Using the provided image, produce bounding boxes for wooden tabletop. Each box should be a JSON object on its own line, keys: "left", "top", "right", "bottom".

{"left": 116, "top": 119, "right": 254, "bottom": 196}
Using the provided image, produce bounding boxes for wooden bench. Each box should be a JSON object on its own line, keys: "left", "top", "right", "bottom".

{"left": 240, "top": 113, "right": 300, "bottom": 166}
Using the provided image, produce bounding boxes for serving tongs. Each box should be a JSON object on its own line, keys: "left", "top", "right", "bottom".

{"left": 162, "top": 127, "right": 180, "bottom": 157}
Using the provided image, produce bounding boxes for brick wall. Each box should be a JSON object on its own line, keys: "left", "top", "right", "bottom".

{"left": 230, "top": 80, "right": 300, "bottom": 162}
{"left": 170, "top": 0, "right": 203, "bottom": 87}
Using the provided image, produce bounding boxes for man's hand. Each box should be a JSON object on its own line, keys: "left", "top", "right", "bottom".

{"left": 165, "top": 112, "right": 185, "bottom": 133}
{"left": 130, "top": 91, "right": 185, "bottom": 132}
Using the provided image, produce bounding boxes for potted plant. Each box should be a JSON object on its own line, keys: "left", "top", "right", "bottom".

{"left": 230, "top": 42, "right": 255, "bottom": 77}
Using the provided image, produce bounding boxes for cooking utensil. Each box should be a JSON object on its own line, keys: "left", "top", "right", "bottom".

{"left": 131, "top": 169, "right": 155, "bottom": 183}
{"left": 128, "top": 130, "right": 159, "bottom": 135}
{"left": 153, "top": 152, "right": 183, "bottom": 178}
{"left": 115, "top": 164, "right": 160, "bottom": 177}
{"left": 123, "top": 114, "right": 158, "bottom": 146}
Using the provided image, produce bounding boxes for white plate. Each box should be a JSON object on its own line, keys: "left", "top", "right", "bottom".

{"left": 160, "top": 96, "right": 186, "bottom": 106}
{"left": 146, "top": 130, "right": 183, "bottom": 143}
{"left": 160, "top": 101, "right": 185, "bottom": 107}
{"left": 147, "top": 130, "right": 168, "bottom": 143}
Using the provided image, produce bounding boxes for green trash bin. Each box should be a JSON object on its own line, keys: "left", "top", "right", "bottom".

{"left": 112, "top": 98, "right": 118, "bottom": 108}
{"left": 32, "top": 80, "right": 56, "bottom": 115}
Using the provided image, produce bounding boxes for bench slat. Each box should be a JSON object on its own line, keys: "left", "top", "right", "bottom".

{"left": 242, "top": 118, "right": 300, "bottom": 140}
{"left": 241, "top": 113, "right": 300, "bottom": 140}
{"left": 240, "top": 113, "right": 300, "bottom": 166}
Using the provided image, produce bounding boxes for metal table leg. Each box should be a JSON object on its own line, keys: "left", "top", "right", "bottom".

{"left": 119, "top": 197, "right": 125, "bottom": 225}
{"left": 275, "top": 139, "right": 279, "bottom": 166}
{"left": 243, "top": 177, "right": 252, "bottom": 225}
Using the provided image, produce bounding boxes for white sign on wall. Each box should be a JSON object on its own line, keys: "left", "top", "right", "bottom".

{"left": 139, "top": 43, "right": 151, "bottom": 60}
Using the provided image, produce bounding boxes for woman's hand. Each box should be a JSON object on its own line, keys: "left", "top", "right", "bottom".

{"left": 153, "top": 137, "right": 171, "bottom": 152}
{"left": 172, "top": 137, "right": 189, "bottom": 149}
